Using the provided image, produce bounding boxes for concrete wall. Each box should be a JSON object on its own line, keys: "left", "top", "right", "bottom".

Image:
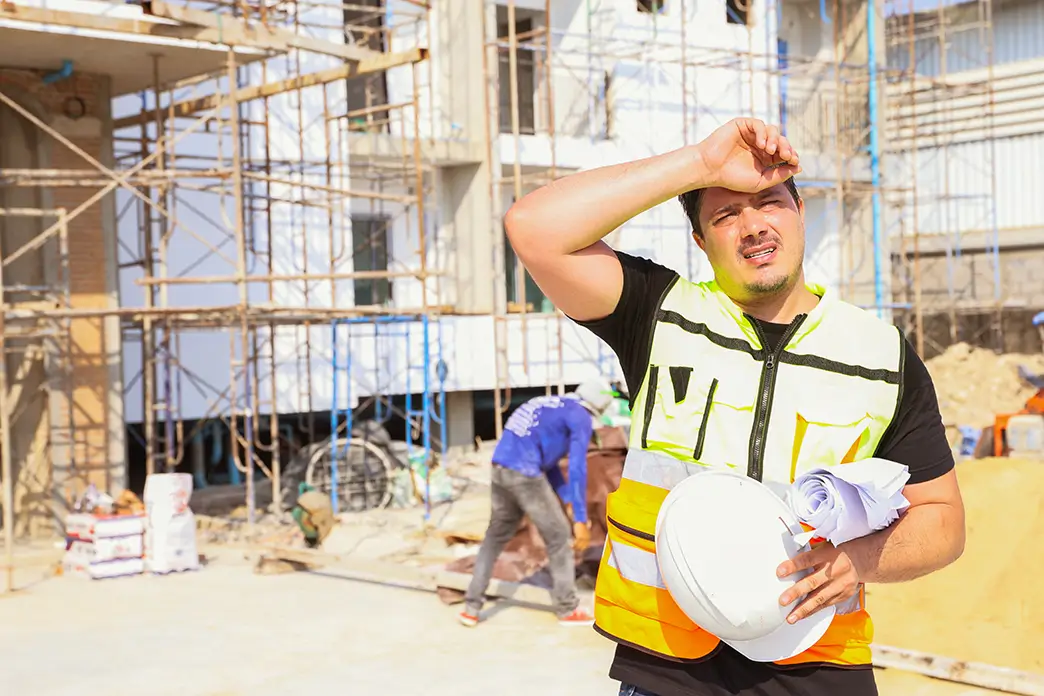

{"left": 0, "top": 68, "right": 124, "bottom": 536}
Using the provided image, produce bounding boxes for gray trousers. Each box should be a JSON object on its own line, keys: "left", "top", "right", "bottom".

{"left": 464, "top": 464, "right": 579, "bottom": 618}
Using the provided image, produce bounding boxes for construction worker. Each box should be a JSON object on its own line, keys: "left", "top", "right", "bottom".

{"left": 459, "top": 378, "right": 615, "bottom": 628}
{"left": 504, "top": 118, "right": 966, "bottom": 696}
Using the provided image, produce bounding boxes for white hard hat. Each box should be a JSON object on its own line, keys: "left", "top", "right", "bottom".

{"left": 654, "top": 469, "right": 835, "bottom": 662}
{"left": 572, "top": 377, "right": 615, "bottom": 415}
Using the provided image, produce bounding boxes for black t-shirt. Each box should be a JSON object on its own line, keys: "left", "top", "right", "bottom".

{"left": 575, "top": 251, "right": 955, "bottom": 696}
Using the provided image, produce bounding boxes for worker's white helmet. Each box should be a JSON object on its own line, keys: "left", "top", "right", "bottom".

{"left": 654, "top": 469, "right": 835, "bottom": 662}
{"left": 572, "top": 377, "right": 615, "bottom": 416}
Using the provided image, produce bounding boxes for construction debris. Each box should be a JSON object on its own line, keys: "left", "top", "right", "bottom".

{"left": 872, "top": 644, "right": 1044, "bottom": 696}
{"left": 435, "top": 427, "right": 628, "bottom": 603}
{"left": 926, "top": 342, "right": 1044, "bottom": 429}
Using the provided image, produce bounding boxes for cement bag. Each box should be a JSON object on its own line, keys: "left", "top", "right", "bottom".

{"left": 145, "top": 510, "right": 199, "bottom": 574}
{"left": 144, "top": 473, "right": 200, "bottom": 574}
{"left": 143, "top": 473, "right": 193, "bottom": 516}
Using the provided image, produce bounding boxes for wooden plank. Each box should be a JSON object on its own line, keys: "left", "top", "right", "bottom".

{"left": 142, "top": 1, "right": 381, "bottom": 62}
{"left": 250, "top": 544, "right": 555, "bottom": 607}
{"left": 112, "top": 47, "right": 427, "bottom": 130}
{"left": 873, "top": 645, "right": 1044, "bottom": 696}
{"left": 0, "top": 4, "right": 265, "bottom": 52}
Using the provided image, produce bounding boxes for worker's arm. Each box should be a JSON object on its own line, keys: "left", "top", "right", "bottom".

{"left": 558, "top": 409, "right": 595, "bottom": 525}
{"left": 778, "top": 469, "right": 966, "bottom": 622}
{"left": 504, "top": 119, "right": 801, "bottom": 321}
{"left": 544, "top": 464, "right": 569, "bottom": 502}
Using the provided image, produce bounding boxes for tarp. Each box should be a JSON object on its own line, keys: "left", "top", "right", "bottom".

{"left": 436, "top": 426, "right": 627, "bottom": 604}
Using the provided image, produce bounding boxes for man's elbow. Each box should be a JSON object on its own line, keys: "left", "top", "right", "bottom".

{"left": 504, "top": 201, "right": 531, "bottom": 248}
{"left": 939, "top": 502, "right": 967, "bottom": 569}
{"left": 948, "top": 508, "right": 967, "bottom": 565}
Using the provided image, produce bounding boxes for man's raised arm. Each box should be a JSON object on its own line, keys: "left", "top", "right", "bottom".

{"left": 504, "top": 118, "right": 801, "bottom": 321}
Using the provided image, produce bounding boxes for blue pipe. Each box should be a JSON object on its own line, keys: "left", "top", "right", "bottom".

{"left": 42, "top": 60, "right": 73, "bottom": 85}
{"left": 329, "top": 320, "right": 340, "bottom": 514}
{"left": 820, "top": 0, "right": 832, "bottom": 24}
{"left": 778, "top": 38, "right": 789, "bottom": 131}
{"left": 437, "top": 319, "right": 448, "bottom": 461}
{"left": 867, "top": 1, "right": 885, "bottom": 319}
{"left": 421, "top": 314, "right": 432, "bottom": 520}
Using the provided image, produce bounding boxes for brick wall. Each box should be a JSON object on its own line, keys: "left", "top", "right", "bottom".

{"left": 0, "top": 68, "right": 124, "bottom": 537}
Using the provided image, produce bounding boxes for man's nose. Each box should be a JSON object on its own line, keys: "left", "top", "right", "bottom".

{"left": 738, "top": 208, "right": 769, "bottom": 238}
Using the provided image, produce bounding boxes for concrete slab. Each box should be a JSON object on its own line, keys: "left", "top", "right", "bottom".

{"left": 0, "top": 546, "right": 1010, "bottom": 696}
{"left": 0, "top": 549, "right": 616, "bottom": 696}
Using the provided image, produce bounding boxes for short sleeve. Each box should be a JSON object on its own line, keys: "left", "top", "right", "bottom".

{"left": 573, "top": 251, "right": 678, "bottom": 404}
{"left": 875, "top": 341, "right": 955, "bottom": 485}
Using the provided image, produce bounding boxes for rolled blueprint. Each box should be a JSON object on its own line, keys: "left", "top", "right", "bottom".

{"left": 785, "top": 458, "right": 911, "bottom": 546}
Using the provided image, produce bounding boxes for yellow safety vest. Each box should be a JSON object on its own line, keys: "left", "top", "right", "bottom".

{"left": 593, "top": 277, "right": 904, "bottom": 667}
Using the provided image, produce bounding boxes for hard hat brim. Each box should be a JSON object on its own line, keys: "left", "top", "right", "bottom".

{"left": 654, "top": 469, "right": 835, "bottom": 661}
{"left": 722, "top": 601, "right": 836, "bottom": 662}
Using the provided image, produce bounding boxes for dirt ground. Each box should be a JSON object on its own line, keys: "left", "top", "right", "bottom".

{"left": 868, "top": 456, "right": 1044, "bottom": 674}
{"left": 0, "top": 545, "right": 1008, "bottom": 696}
{"left": 2, "top": 450, "right": 1038, "bottom": 695}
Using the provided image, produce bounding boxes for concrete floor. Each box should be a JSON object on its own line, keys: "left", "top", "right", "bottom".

{"left": 1, "top": 550, "right": 616, "bottom": 696}
{"left": 0, "top": 548, "right": 998, "bottom": 696}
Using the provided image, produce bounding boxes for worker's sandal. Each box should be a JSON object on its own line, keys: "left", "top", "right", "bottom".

{"left": 458, "top": 611, "right": 480, "bottom": 627}
{"left": 557, "top": 608, "right": 595, "bottom": 626}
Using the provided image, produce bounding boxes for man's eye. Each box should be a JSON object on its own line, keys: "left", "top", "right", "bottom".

{"left": 759, "top": 199, "right": 781, "bottom": 207}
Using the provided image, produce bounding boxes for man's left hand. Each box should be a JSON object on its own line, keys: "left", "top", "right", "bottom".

{"left": 776, "top": 542, "right": 863, "bottom": 624}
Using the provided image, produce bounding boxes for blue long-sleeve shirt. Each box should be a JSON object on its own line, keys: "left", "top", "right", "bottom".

{"left": 491, "top": 395, "right": 593, "bottom": 523}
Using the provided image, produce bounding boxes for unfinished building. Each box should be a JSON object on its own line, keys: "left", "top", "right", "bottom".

{"left": 0, "top": 0, "right": 1033, "bottom": 559}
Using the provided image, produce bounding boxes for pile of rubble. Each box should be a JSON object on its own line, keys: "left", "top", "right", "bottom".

{"left": 925, "top": 342, "right": 1044, "bottom": 428}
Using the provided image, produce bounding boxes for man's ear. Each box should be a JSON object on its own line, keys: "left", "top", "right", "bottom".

{"left": 798, "top": 197, "right": 805, "bottom": 223}
{"left": 692, "top": 230, "right": 706, "bottom": 250}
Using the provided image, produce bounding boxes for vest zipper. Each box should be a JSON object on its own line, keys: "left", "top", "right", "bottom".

{"left": 745, "top": 313, "right": 807, "bottom": 481}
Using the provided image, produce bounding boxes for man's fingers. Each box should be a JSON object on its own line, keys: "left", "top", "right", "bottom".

{"left": 777, "top": 545, "right": 823, "bottom": 579}
{"left": 778, "top": 566, "right": 827, "bottom": 607}
{"left": 751, "top": 119, "right": 767, "bottom": 149}
{"left": 786, "top": 583, "right": 840, "bottom": 624}
{"left": 762, "top": 164, "right": 802, "bottom": 188}
{"left": 764, "top": 124, "right": 780, "bottom": 156}
{"left": 777, "top": 135, "right": 799, "bottom": 165}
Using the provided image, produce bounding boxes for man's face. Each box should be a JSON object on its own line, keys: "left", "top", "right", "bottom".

{"left": 693, "top": 184, "right": 805, "bottom": 302}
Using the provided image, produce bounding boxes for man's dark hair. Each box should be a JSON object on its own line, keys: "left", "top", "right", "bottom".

{"left": 678, "top": 178, "right": 801, "bottom": 238}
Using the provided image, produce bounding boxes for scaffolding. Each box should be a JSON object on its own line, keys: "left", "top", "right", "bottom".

{"left": 885, "top": 0, "right": 1003, "bottom": 357}
{"left": 482, "top": 0, "right": 1007, "bottom": 428}
{"left": 1, "top": 0, "right": 445, "bottom": 590}
{"left": 0, "top": 0, "right": 1018, "bottom": 591}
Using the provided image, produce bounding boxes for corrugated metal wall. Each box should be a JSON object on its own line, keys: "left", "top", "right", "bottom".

{"left": 887, "top": 0, "right": 1044, "bottom": 75}
{"left": 906, "top": 131, "right": 1044, "bottom": 235}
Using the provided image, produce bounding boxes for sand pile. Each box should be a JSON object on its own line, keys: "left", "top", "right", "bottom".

{"left": 866, "top": 457, "right": 1044, "bottom": 673}
{"left": 925, "top": 342, "right": 1044, "bottom": 428}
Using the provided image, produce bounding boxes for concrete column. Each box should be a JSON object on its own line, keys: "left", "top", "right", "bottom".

{"left": 433, "top": 2, "right": 499, "bottom": 314}
{"left": 444, "top": 390, "right": 475, "bottom": 450}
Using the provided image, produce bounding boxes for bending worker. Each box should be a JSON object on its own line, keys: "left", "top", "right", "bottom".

{"left": 504, "top": 118, "right": 966, "bottom": 696}
{"left": 460, "top": 378, "right": 614, "bottom": 628}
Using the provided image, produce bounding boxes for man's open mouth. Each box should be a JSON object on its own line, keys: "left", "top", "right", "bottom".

{"left": 743, "top": 245, "right": 777, "bottom": 260}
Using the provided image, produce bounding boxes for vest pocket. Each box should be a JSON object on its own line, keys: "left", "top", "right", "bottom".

{"left": 643, "top": 366, "right": 730, "bottom": 462}
{"left": 692, "top": 378, "right": 719, "bottom": 460}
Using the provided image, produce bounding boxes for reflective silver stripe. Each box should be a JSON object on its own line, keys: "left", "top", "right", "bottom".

{"left": 606, "top": 539, "right": 666, "bottom": 590}
{"left": 622, "top": 448, "right": 708, "bottom": 490}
